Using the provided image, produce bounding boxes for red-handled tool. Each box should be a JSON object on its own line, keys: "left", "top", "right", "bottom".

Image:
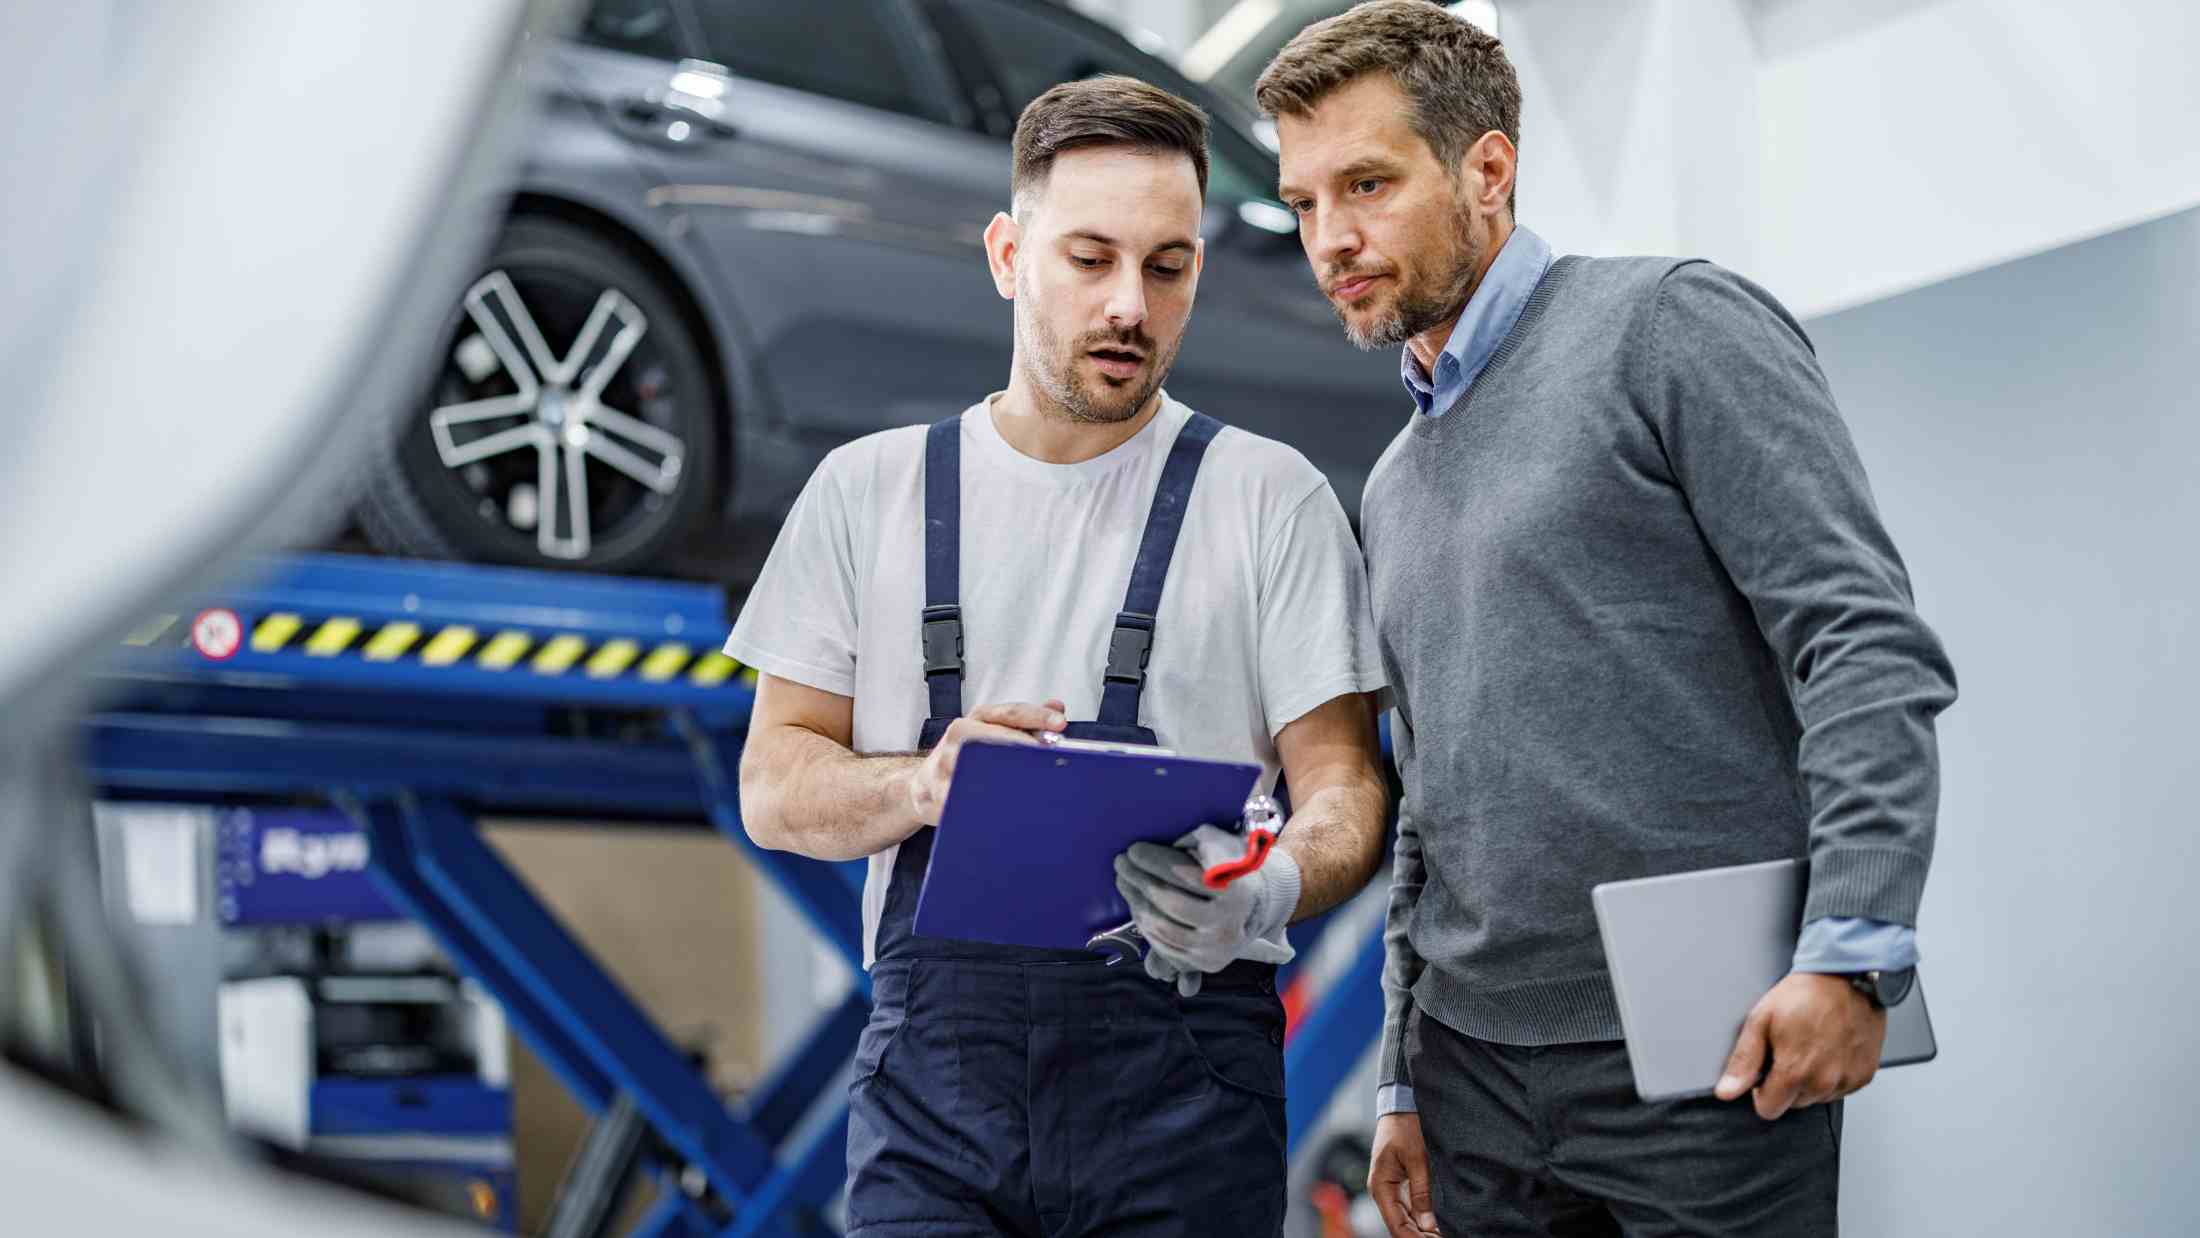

{"left": 1088, "top": 794, "right": 1285, "bottom": 963}
{"left": 1200, "top": 820, "right": 1278, "bottom": 890}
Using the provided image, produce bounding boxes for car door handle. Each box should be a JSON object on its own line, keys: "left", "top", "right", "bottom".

{"left": 614, "top": 93, "right": 738, "bottom": 143}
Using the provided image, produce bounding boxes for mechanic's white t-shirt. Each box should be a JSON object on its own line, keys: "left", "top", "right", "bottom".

{"left": 726, "top": 392, "right": 1385, "bottom": 965}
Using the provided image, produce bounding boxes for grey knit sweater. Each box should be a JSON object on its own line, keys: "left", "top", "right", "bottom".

{"left": 1364, "top": 255, "right": 1958, "bottom": 1080}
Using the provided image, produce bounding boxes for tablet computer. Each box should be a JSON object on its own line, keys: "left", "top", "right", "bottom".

{"left": 1593, "top": 858, "right": 1938, "bottom": 1101}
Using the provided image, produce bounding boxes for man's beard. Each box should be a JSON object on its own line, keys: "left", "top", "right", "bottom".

{"left": 1018, "top": 294, "right": 1175, "bottom": 425}
{"left": 1334, "top": 201, "right": 1483, "bottom": 352}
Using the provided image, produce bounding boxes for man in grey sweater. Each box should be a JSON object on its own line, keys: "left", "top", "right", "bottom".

{"left": 1259, "top": 4, "right": 1958, "bottom": 1236}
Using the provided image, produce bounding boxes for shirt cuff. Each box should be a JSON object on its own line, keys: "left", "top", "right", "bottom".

{"left": 1376, "top": 1083, "right": 1417, "bottom": 1116}
{"left": 1792, "top": 917, "right": 1919, "bottom": 974}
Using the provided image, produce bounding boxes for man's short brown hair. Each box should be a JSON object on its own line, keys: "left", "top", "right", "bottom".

{"left": 1256, "top": 0, "right": 1520, "bottom": 213}
{"left": 1010, "top": 74, "right": 1210, "bottom": 214}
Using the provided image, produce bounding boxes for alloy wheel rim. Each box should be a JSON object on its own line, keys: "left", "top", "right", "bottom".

{"left": 424, "top": 269, "right": 687, "bottom": 561}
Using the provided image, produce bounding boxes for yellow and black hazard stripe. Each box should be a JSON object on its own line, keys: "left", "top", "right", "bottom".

{"left": 128, "top": 610, "right": 757, "bottom": 689}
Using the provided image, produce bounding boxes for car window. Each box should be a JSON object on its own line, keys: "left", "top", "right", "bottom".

{"left": 680, "top": 0, "right": 956, "bottom": 125}
{"left": 575, "top": 0, "right": 690, "bottom": 61}
{"left": 928, "top": 0, "right": 1278, "bottom": 204}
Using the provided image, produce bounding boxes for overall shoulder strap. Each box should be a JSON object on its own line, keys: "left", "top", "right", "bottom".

{"left": 1095, "top": 412, "right": 1225, "bottom": 728}
{"left": 922, "top": 416, "right": 964, "bottom": 722}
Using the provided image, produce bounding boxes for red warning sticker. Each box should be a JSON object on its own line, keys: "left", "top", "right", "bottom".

{"left": 190, "top": 608, "right": 243, "bottom": 661}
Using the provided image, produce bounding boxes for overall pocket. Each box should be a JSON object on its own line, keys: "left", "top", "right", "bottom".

{"left": 1178, "top": 989, "right": 1289, "bottom": 1100}
{"left": 852, "top": 1007, "right": 906, "bottom": 1085}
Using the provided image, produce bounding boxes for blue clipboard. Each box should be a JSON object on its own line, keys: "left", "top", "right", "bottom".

{"left": 912, "top": 740, "right": 1263, "bottom": 950}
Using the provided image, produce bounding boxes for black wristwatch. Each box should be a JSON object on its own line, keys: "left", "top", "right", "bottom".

{"left": 1845, "top": 967, "right": 1916, "bottom": 1010}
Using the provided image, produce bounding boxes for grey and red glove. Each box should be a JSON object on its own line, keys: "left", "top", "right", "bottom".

{"left": 1114, "top": 823, "right": 1299, "bottom": 997}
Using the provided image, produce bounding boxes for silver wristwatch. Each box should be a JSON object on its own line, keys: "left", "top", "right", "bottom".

{"left": 1845, "top": 967, "right": 1916, "bottom": 1010}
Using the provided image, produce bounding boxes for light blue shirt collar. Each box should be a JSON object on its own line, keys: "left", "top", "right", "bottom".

{"left": 1400, "top": 225, "right": 1554, "bottom": 417}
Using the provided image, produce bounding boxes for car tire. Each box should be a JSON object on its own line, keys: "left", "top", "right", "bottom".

{"left": 358, "top": 215, "right": 720, "bottom": 575}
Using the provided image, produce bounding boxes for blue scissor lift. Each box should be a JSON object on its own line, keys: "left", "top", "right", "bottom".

{"left": 82, "top": 554, "right": 1385, "bottom": 1236}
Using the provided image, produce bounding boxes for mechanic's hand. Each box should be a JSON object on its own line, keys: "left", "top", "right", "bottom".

{"left": 906, "top": 699, "right": 1065, "bottom": 826}
{"left": 1115, "top": 823, "right": 1298, "bottom": 994}
{"left": 1140, "top": 933, "right": 1293, "bottom": 997}
{"left": 1368, "top": 1112, "right": 1440, "bottom": 1237}
{"left": 1716, "top": 971, "right": 1888, "bottom": 1120}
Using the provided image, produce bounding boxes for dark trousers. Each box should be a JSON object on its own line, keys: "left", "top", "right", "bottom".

{"left": 1408, "top": 1008, "right": 1842, "bottom": 1237}
{"left": 845, "top": 957, "right": 1288, "bottom": 1237}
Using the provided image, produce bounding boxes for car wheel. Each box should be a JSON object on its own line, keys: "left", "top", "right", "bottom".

{"left": 359, "top": 216, "right": 720, "bottom": 575}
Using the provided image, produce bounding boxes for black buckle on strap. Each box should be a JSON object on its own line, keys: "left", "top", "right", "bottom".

{"left": 1104, "top": 611, "right": 1155, "bottom": 686}
{"left": 921, "top": 605, "right": 963, "bottom": 677}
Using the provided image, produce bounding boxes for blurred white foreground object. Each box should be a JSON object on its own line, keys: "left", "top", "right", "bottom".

{"left": 3, "top": 1063, "right": 480, "bottom": 1236}
{"left": 0, "top": 0, "right": 552, "bottom": 1232}
{"left": 0, "top": 0, "right": 538, "bottom": 714}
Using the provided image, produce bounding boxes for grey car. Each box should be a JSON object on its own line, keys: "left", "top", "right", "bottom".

{"left": 354, "top": 0, "right": 1397, "bottom": 586}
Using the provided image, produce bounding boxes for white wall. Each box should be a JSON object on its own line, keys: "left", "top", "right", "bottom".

{"left": 1504, "top": 0, "right": 2200, "bottom": 317}
{"left": 1803, "top": 203, "right": 2200, "bottom": 1238}
{"left": 1753, "top": 0, "right": 2200, "bottom": 315}
{"left": 1502, "top": 0, "right": 1762, "bottom": 269}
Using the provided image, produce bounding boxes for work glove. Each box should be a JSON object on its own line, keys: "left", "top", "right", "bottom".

{"left": 1140, "top": 936, "right": 1294, "bottom": 997}
{"left": 1115, "top": 823, "right": 1300, "bottom": 997}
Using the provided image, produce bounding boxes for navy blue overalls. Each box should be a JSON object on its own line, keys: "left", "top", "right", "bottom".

{"left": 843, "top": 414, "right": 1289, "bottom": 1237}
